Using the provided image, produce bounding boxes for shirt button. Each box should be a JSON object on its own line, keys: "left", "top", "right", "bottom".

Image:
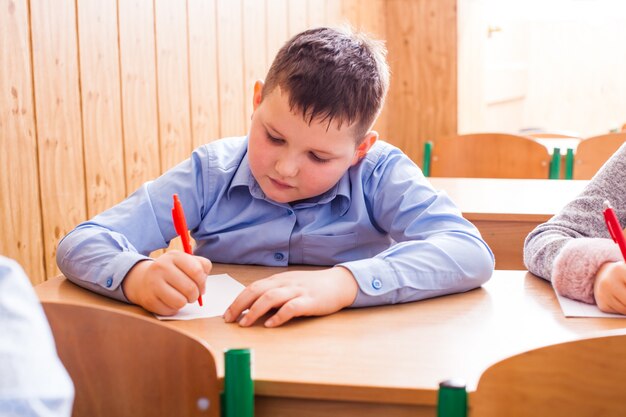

{"left": 274, "top": 253, "right": 284, "bottom": 261}
{"left": 372, "top": 279, "right": 383, "bottom": 290}
{"left": 286, "top": 209, "right": 294, "bottom": 215}
{"left": 106, "top": 277, "right": 113, "bottom": 288}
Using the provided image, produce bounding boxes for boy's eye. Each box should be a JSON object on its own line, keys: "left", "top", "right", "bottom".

{"left": 267, "top": 134, "right": 284, "bottom": 144}
{"left": 309, "top": 152, "right": 330, "bottom": 163}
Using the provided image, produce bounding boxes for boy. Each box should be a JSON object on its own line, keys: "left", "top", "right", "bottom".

{"left": 57, "top": 27, "right": 494, "bottom": 327}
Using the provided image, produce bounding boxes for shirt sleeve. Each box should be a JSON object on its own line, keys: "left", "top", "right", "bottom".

{"left": 0, "top": 257, "right": 74, "bottom": 416}
{"left": 56, "top": 148, "right": 211, "bottom": 301}
{"left": 523, "top": 143, "right": 626, "bottom": 281}
{"left": 339, "top": 147, "right": 495, "bottom": 307}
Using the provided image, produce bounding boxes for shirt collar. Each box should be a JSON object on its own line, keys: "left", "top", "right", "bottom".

{"left": 228, "top": 149, "right": 351, "bottom": 215}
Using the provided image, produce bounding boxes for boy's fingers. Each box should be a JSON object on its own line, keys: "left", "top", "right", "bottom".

{"left": 265, "top": 297, "right": 310, "bottom": 327}
{"left": 199, "top": 256, "right": 212, "bottom": 274}
{"left": 170, "top": 254, "right": 210, "bottom": 301}
{"left": 224, "top": 279, "right": 278, "bottom": 322}
{"left": 152, "top": 280, "right": 189, "bottom": 312}
{"left": 238, "top": 287, "right": 297, "bottom": 327}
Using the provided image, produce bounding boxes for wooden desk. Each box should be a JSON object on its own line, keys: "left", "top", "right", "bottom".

{"left": 36, "top": 267, "right": 626, "bottom": 417}
{"left": 533, "top": 137, "right": 581, "bottom": 154}
{"left": 428, "top": 178, "right": 589, "bottom": 269}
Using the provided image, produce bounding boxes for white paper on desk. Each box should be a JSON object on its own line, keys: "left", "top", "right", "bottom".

{"left": 555, "top": 290, "right": 626, "bottom": 318}
{"left": 154, "top": 273, "right": 245, "bottom": 321}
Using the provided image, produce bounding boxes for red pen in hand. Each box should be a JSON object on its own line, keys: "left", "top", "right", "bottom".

{"left": 172, "top": 194, "right": 203, "bottom": 306}
{"left": 603, "top": 200, "right": 626, "bottom": 261}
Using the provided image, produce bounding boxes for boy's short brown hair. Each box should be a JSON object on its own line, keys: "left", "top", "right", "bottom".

{"left": 262, "top": 26, "right": 390, "bottom": 141}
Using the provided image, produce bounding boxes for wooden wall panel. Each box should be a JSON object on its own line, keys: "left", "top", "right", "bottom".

{"left": 188, "top": 0, "right": 221, "bottom": 147}
{"left": 30, "top": 0, "right": 87, "bottom": 279}
{"left": 288, "top": 0, "right": 309, "bottom": 37}
{"left": 118, "top": 0, "right": 161, "bottom": 193}
{"left": 77, "top": 0, "right": 126, "bottom": 216}
{"left": 0, "top": 0, "right": 45, "bottom": 282}
{"left": 154, "top": 0, "right": 192, "bottom": 172}
{"left": 307, "top": 0, "right": 326, "bottom": 28}
{"left": 243, "top": 0, "right": 268, "bottom": 132}
{"left": 385, "top": 0, "right": 457, "bottom": 165}
{"left": 325, "top": 0, "right": 343, "bottom": 27}
{"left": 266, "top": 0, "right": 288, "bottom": 70}
{"left": 358, "top": 0, "right": 389, "bottom": 140}
{"left": 216, "top": 0, "right": 246, "bottom": 137}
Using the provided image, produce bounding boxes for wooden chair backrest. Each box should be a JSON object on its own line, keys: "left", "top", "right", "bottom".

{"left": 470, "top": 332, "right": 626, "bottom": 417}
{"left": 573, "top": 133, "right": 626, "bottom": 179}
{"left": 430, "top": 133, "right": 551, "bottom": 179}
{"left": 42, "top": 301, "right": 220, "bottom": 417}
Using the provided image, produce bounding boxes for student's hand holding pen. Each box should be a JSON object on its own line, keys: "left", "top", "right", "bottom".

{"left": 593, "top": 226, "right": 626, "bottom": 314}
{"left": 223, "top": 267, "right": 359, "bottom": 327}
{"left": 122, "top": 251, "right": 212, "bottom": 315}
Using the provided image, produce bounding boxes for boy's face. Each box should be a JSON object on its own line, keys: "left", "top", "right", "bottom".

{"left": 248, "top": 82, "right": 376, "bottom": 204}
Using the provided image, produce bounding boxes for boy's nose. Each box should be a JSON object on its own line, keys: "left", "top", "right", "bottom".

{"left": 275, "top": 156, "right": 299, "bottom": 177}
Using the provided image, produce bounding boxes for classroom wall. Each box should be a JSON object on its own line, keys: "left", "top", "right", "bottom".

{"left": 1, "top": 0, "right": 457, "bottom": 284}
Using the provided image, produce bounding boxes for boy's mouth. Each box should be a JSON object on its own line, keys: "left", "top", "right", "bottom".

{"left": 269, "top": 177, "right": 294, "bottom": 189}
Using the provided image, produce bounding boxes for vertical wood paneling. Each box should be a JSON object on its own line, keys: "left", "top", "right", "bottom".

{"left": 154, "top": 0, "right": 192, "bottom": 172}
{"left": 386, "top": 0, "right": 457, "bottom": 165}
{"left": 188, "top": 0, "right": 221, "bottom": 147}
{"left": 30, "top": 0, "right": 86, "bottom": 279}
{"left": 242, "top": 0, "right": 267, "bottom": 132}
{"left": 77, "top": 0, "right": 126, "bottom": 217}
{"left": 341, "top": 0, "right": 360, "bottom": 27}
{"left": 358, "top": 0, "right": 388, "bottom": 140}
{"left": 216, "top": 0, "right": 245, "bottom": 137}
{"left": 307, "top": 0, "right": 326, "bottom": 29}
{"left": 118, "top": 0, "right": 160, "bottom": 193}
{"left": 325, "top": 0, "right": 343, "bottom": 27}
{"left": 266, "top": 0, "right": 288, "bottom": 69}
{"left": 0, "top": 0, "right": 45, "bottom": 282}
{"left": 287, "top": 0, "right": 308, "bottom": 37}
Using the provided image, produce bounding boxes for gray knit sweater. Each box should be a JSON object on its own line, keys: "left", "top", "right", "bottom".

{"left": 524, "top": 143, "right": 626, "bottom": 303}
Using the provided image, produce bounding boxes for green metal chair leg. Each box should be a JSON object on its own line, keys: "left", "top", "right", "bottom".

{"left": 549, "top": 147, "right": 561, "bottom": 179}
{"left": 565, "top": 148, "right": 574, "bottom": 180}
{"left": 423, "top": 141, "right": 433, "bottom": 177}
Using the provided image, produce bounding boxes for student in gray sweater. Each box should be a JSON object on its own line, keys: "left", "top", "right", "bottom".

{"left": 524, "top": 143, "right": 626, "bottom": 314}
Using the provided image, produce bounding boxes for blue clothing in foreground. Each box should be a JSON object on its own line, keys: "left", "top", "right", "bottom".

{"left": 0, "top": 256, "right": 74, "bottom": 417}
{"left": 57, "top": 137, "right": 494, "bottom": 307}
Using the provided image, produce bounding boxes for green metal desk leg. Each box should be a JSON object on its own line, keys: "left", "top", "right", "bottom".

{"left": 223, "top": 348, "right": 254, "bottom": 417}
{"left": 437, "top": 379, "right": 467, "bottom": 417}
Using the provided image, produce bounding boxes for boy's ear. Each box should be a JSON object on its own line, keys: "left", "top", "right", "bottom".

{"left": 253, "top": 80, "right": 264, "bottom": 111}
{"left": 351, "top": 131, "right": 378, "bottom": 165}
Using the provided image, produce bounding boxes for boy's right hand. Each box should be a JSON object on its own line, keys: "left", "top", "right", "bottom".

{"left": 122, "top": 250, "right": 212, "bottom": 315}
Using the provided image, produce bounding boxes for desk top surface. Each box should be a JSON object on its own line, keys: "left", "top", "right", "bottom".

{"left": 428, "top": 177, "right": 589, "bottom": 221}
{"left": 36, "top": 266, "right": 626, "bottom": 406}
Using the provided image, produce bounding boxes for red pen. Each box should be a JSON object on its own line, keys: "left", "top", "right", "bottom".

{"left": 603, "top": 200, "right": 626, "bottom": 261}
{"left": 172, "top": 194, "right": 203, "bottom": 306}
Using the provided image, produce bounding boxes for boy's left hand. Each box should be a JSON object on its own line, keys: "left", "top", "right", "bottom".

{"left": 223, "top": 267, "right": 359, "bottom": 327}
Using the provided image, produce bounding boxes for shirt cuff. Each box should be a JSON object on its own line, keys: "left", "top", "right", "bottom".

{"left": 95, "top": 252, "right": 151, "bottom": 303}
{"left": 338, "top": 258, "right": 398, "bottom": 307}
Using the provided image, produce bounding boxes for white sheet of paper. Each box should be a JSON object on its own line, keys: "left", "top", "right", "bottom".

{"left": 555, "top": 289, "right": 626, "bottom": 318}
{"left": 155, "top": 273, "right": 245, "bottom": 321}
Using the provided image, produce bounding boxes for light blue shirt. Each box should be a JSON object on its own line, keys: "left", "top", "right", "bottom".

{"left": 57, "top": 137, "right": 494, "bottom": 307}
{"left": 0, "top": 256, "right": 74, "bottom": 417}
